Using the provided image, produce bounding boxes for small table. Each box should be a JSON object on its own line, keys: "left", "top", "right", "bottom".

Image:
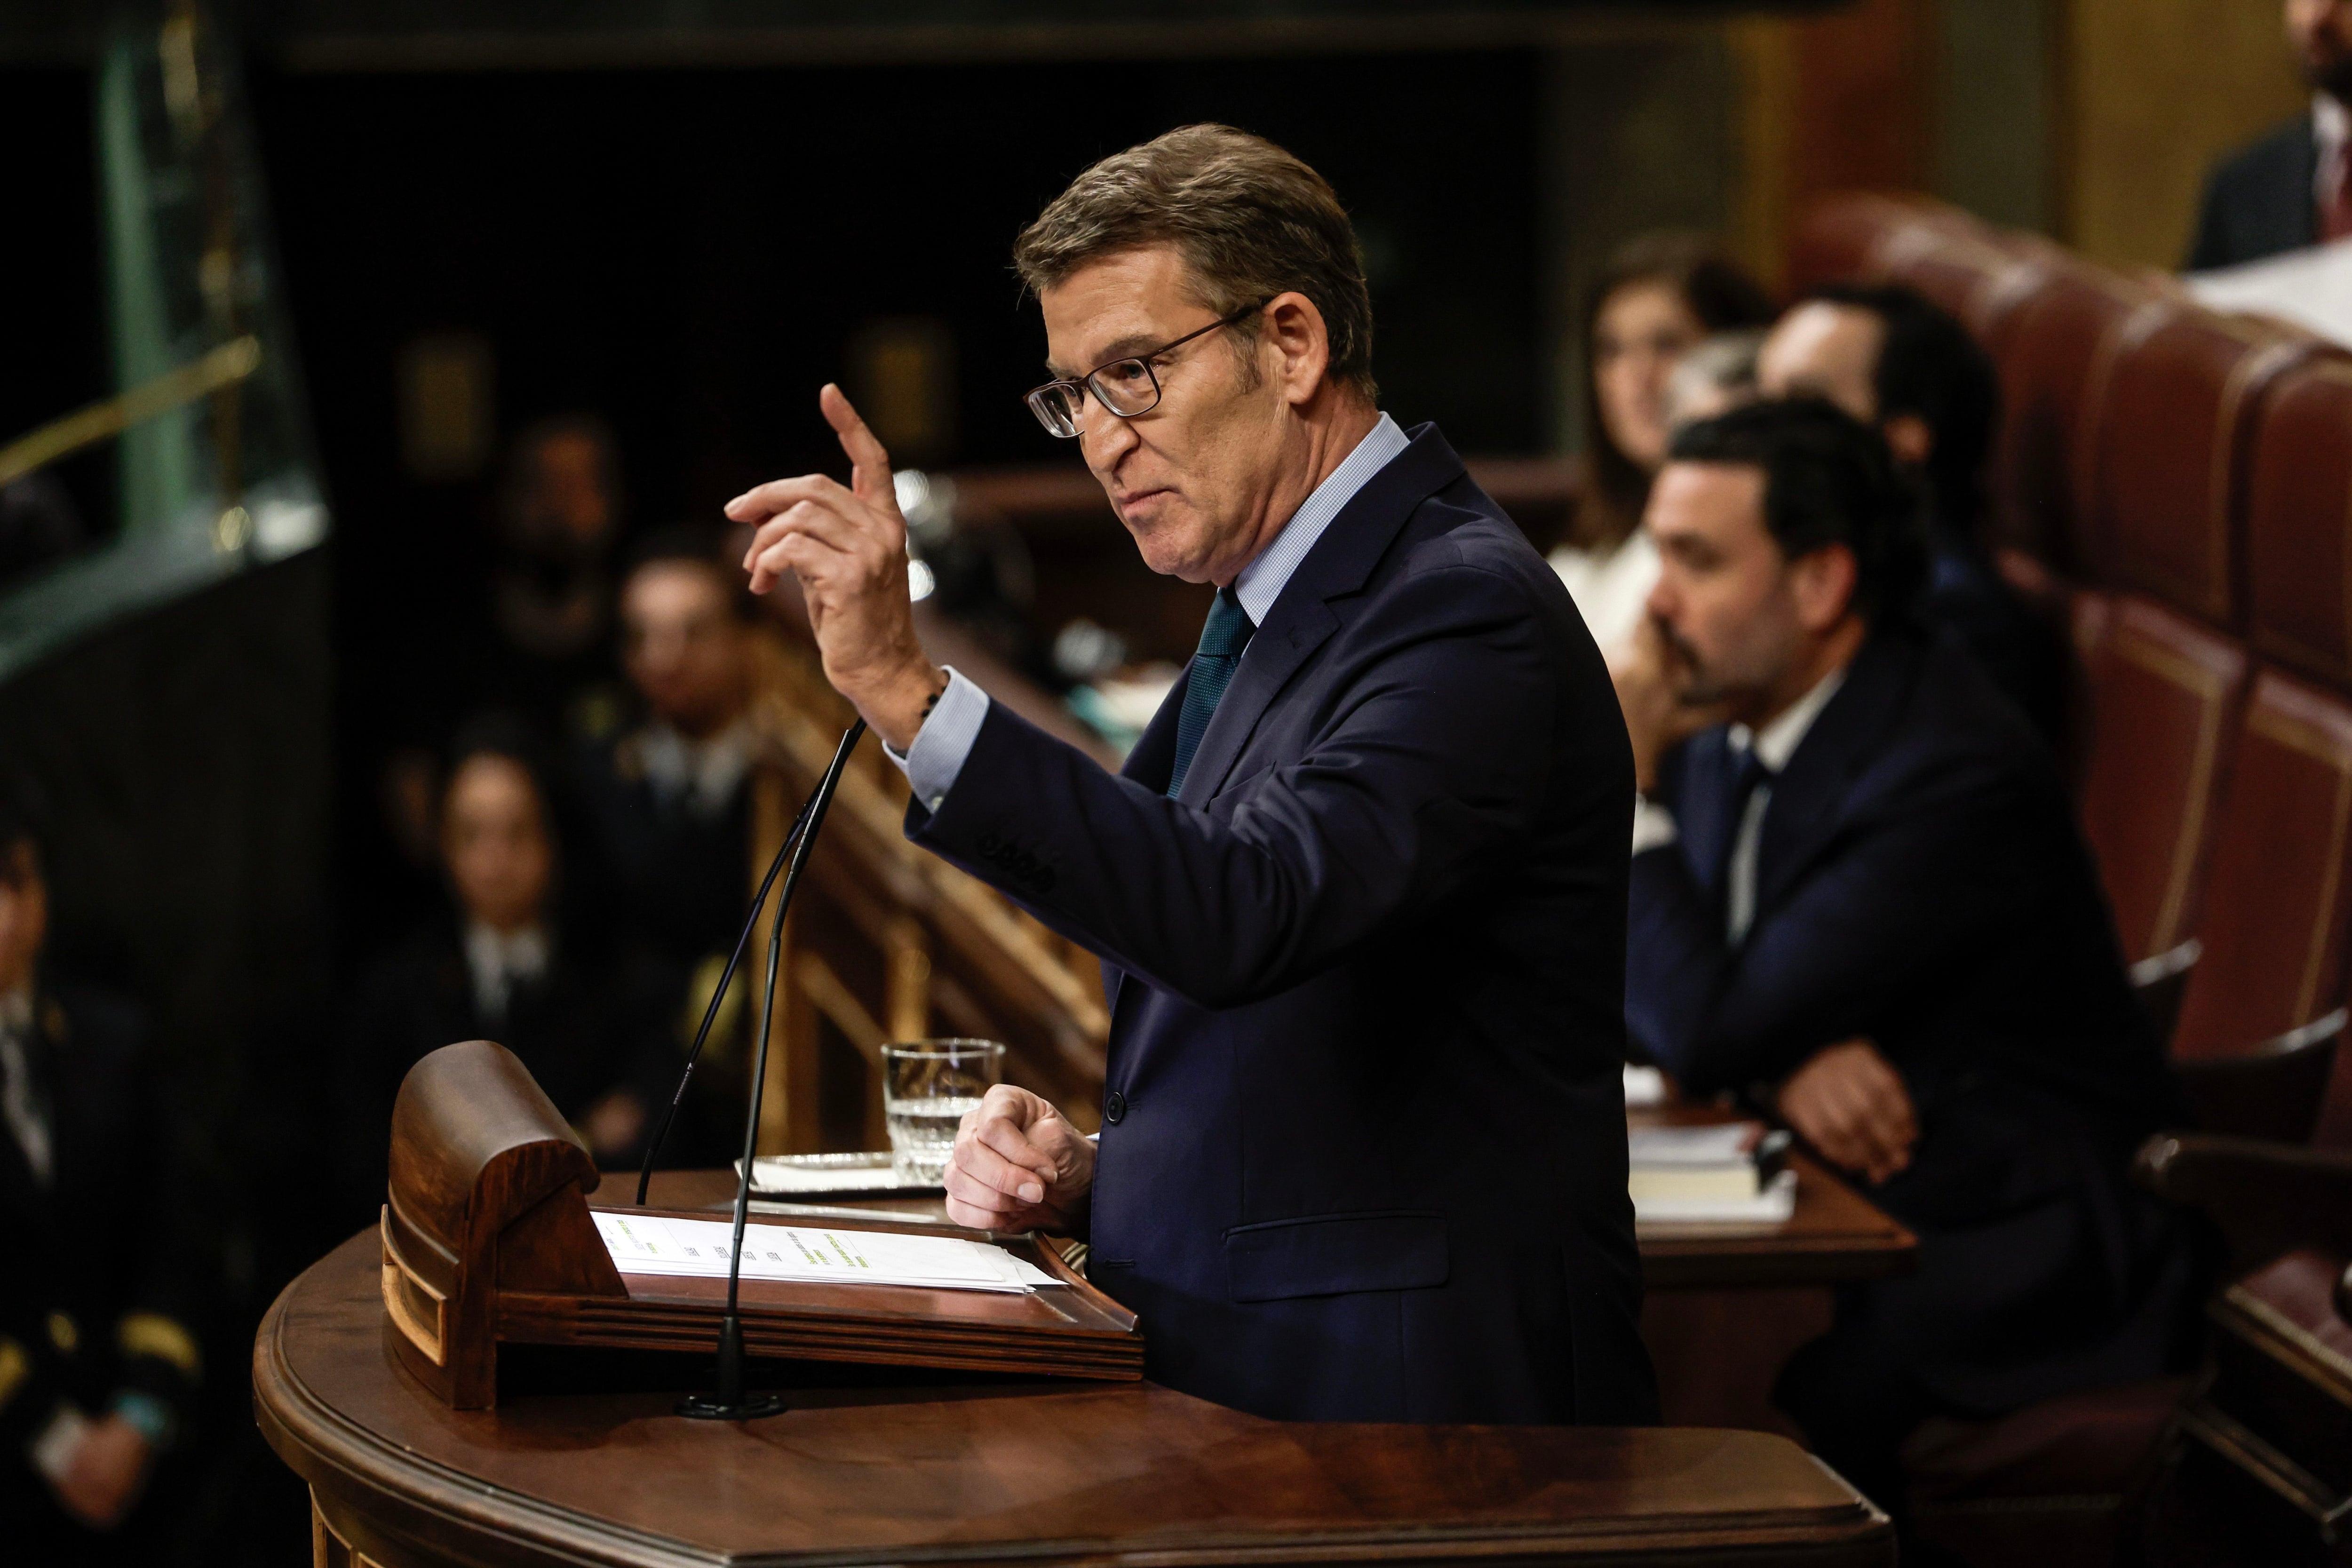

{"left": 259, "top": 1231, "right": 1894, "bottom": 1568}
{"left": 1629, "top": 1104, "right": 1916, "bottom": 1436}
{"left": 1629, "top": 1106, "right": 1917, "bottom": 1289}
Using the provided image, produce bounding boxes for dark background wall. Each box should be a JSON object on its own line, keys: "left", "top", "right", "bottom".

{"left": 246, "top": 52, "right": 1548, "bottom": 967}
{"left": 249, "top": 53, "right": 1546, "bottom": 513}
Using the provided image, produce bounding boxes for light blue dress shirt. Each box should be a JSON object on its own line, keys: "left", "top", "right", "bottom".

{"left": 890, "top": 413, "right": 1412, "bottom": 811}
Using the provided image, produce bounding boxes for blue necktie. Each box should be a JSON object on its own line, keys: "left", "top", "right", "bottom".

{"left": 1713, "top": 741, "right": 1773, "bottom": 927}
{"left": 1168, "top": 587, "right": 1255, "bottom": 798}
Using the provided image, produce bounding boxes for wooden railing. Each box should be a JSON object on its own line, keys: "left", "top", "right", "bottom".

{"left": 741, "top": 625, "right": 1111, "bottom": 1153}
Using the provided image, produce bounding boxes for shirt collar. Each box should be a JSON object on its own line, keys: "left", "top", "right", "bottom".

{"left": 639, "top": 717, "right": 753, "bottom": 815}
{"left": 0, "top": 986, "right": 30, "bottom": 1038}
{"left": 465, "top": 922, "right": 549, "bottom": 979}
{"left": 1729, "top": 665, "right": 1848, "bottom": 774}
{"left": 2319, "top": 93, "right": 2349, "bottom": 156}
{"left": 1232, "top": 412, "right": 1409, "bottom": 626}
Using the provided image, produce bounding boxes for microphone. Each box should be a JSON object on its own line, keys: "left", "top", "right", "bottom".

{"left": 677, "top": 717, "right": 866, "bottom": 1421}
{"left": 633, "top": 775, "right": 820, "bottom": 1208}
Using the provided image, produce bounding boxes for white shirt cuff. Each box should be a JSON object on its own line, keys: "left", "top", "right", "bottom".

{"left": 1630, "top": 796, "right": 1679, "bottom": 856}
{"left": 882, "top": 666, "right": 990, "bottom": 813}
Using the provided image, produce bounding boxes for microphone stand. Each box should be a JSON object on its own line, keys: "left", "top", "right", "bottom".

{"left": 633, "top": 785, "right": 818, "bottom": 1208}
{"left": 678, "top": 718, "right": 866, "bottom": 1421}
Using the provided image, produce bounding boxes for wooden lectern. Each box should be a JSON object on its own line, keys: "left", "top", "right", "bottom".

{"left": 378, "top": 1039, "right": 1140, "bottom": 1408}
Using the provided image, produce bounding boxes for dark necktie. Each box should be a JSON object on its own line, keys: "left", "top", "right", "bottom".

{"left": 1711, "top": 741, "right": 1774, "bottom": 904}
{"left": 1167, "top": 587, "right": 1255, "bottom": 798}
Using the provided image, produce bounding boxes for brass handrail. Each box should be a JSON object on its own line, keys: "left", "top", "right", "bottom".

{"left": 0, "top": 334, "right": 261, "bottom": 489}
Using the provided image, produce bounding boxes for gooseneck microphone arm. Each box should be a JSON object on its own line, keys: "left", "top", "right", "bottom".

{"left": 632, "top": 780, "right": 820, "bottom": 1208}
{"left": 678, "top": 717, "right": 866, "bottom": 1421}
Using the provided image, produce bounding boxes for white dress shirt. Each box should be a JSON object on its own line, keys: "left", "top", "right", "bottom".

{"left": 1630, "top": 666, "right": 1847, "bottom": 945}
{"left": 890, "top": 413, "right": 1414, "bottom": 811}
{"left": 637, "top": 717, "right": 755, "bottom": 819}
{"left": 1547, "top": 529, "right": 1660, "bottom": 656}
{"left": 0, "top": 984, "right": 49, "bottom": 1186}
{"left": 464, "top": 922, "right": 550, "bottom": 1026}
{"left": 2318, "top": 94, "right": 2349, "bottom": 218}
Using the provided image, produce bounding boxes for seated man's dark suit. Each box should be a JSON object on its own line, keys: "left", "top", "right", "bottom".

{"left": 1627, "top": 628, "right": 2191, "bottom": 1492}
{"left": 905, "top": 425, "right": 1656, "bottom": 1425}
{"left": 2187, "top": 117, "right": 2320, "bottom": 271}
{"left": 1923, "top": 519, "right": 2066, "bottom": 748}
{"left": 572, "top": 730, "right": 760, "bottom": 1163}
{"left": 1, "top": 981, "right": 206, "bottom": 1561}
{"left": 572, "top": 729, "right": 754, "bottom": 967}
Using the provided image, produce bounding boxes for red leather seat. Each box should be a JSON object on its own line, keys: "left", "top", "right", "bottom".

{"left": 2169, "top": 672, "right": 2352, "bottom": 1141}
{"left": 1785, "top": 191, "right": 2043, "bottom": 343}
{"left": 1989, "top": 264, "right": 2150, "bottom": 574}
{"left": 2073, "top": 593, "right": 2250, "bottom": 967}
{"left": 2077, "top": 302, "right": 2321, "bottom": 629}
{"left": 2246, "top": 357, "right": 2352, "bottom": 689}
{"left": 1785, "top": 191, "right": 1949, "bottom": 292}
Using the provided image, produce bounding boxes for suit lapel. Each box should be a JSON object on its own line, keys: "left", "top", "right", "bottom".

{"left": 1670, "top": 729, "right": 1737, "bottom": 901}
{"left": 1173, "top": 426, "right": 1467, "bottom": 808}
{"left": 1120, "top": 661, "right": 1193, "bottom": 795}
{"left": 1104, "top": 671, "right": 1198, "bottom": 1009}
{"left": 1753, "top": 633, "right": 1921, "bottom": 921}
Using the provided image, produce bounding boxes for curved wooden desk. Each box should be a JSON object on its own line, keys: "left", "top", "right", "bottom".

{"left": 258, "top": 1232, "right": 1892, "bottom": 1568}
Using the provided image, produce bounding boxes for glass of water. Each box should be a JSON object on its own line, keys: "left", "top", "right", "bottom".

{"left": 880, "top": 1039, "right": 1004, "bottom": 1185}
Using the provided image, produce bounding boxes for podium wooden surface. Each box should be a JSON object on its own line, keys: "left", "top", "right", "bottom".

{"left": 259, "top": 1230, "right": 1894, "bottom": 1568}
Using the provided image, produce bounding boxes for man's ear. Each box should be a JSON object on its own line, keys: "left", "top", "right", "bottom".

{"left": 1881, "top": 413, "right": 1933, "bottom": 469}
{"left": 1789, "top": 543, "right": 1860, "bottom": 634}
{"left": 1263, "top": 291, "right": 1333, "bottom": 407}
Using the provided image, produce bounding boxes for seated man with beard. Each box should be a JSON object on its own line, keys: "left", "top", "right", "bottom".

{"left": 1612, "top": 398, "right": 2191, "bottom": 1506}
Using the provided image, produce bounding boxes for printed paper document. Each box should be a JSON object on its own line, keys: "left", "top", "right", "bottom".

{"left": 592, "top": 1211, "right": 1057, "bottom": 1293}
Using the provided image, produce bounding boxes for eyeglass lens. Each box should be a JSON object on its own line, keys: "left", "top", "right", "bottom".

{"left": 1025, "top": 358, "right": 1164, "bottom": 438}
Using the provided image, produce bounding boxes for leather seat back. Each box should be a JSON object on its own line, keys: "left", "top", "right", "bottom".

{"left": 1989, "top": 265, "right": 2150, "bottom": 574}
{"left": 2173, "top": 672, "right": 2352, "bottom": 1059}
{"left": 2073, "top": 592, "right": 2250, "bottom": 964}
{"left": 1785, "top": 191, "right": 1940, "bottom": 292}
{"left": 2247, "top": 357, "right": 2352, "bottom": 688}
{"left": 2079, "top": 303, "right": 2320, "bottom": 629}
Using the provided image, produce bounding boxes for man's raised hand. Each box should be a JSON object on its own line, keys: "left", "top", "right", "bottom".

{"left": 943, "top": 1084, "right": 1096, "bottom": 1234}
{"left": 728, "top": 385, "right": 944, "bottom": 749}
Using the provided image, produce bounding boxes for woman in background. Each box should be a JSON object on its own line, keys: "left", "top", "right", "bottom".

{"left": 1553, "top": 233, "right": 1773, "bottom": 652}
{"left": 340, "top": 717, "right": 644, "bottom": 1212}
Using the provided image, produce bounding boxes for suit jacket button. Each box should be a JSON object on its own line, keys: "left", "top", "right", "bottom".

{"left": 1104, "top": 1090, "right": 1128, "bottom": 1125}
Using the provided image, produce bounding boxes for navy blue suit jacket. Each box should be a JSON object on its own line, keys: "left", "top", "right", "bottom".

{"left": 2187, "top": 118, "right": 2318, "bottom": 271}
{"left": 906, "top": 424, "right": 1656, "bottom": 1425}
{"left": 1628, "top": 630, "right": 2187, "bottom": 1458}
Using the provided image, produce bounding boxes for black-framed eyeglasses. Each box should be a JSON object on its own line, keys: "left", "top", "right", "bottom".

{"left": 1023, "top": 301, "right": 1266, "bottom": 438}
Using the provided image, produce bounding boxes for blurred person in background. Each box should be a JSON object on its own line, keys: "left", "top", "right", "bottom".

{"left": 0, "top": 781, "right": 204, "bottom": 1561}
{"left": 1757, "top": 283, "right": 2065, "bottom": 744}
{"left": 572, "top": 530, "right": 769, "bottom": 1165}
{"left": 487, "top": 414, "right": 628, "bottom": 733}
{"left": 1552, "top": 234, "right": 1774, "bottom": 653}
{"left": 2187, "top": 0, "right": 2352, "bottom": 269}
{"left": 342, "top": 718, "right": 641, "bottom": 1201}
{"left": 1614, "top": 399, "right": 2187, "bottom": 1513}
{"left": 1661, "top": 328, "right": 1766, "bottom": 431}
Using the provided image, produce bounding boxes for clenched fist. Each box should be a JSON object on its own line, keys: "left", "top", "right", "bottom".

{"left": 943, "top": 1084, "right": 1096, "bottom": 1234}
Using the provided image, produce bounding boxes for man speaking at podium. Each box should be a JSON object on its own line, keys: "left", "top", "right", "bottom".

{"left": 731, "top": 126, "right": 1654, "bottom": 1425}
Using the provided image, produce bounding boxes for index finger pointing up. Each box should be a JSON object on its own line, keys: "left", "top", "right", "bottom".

{"left": 819, "top": 383, "right": 893, "bottom": 505}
